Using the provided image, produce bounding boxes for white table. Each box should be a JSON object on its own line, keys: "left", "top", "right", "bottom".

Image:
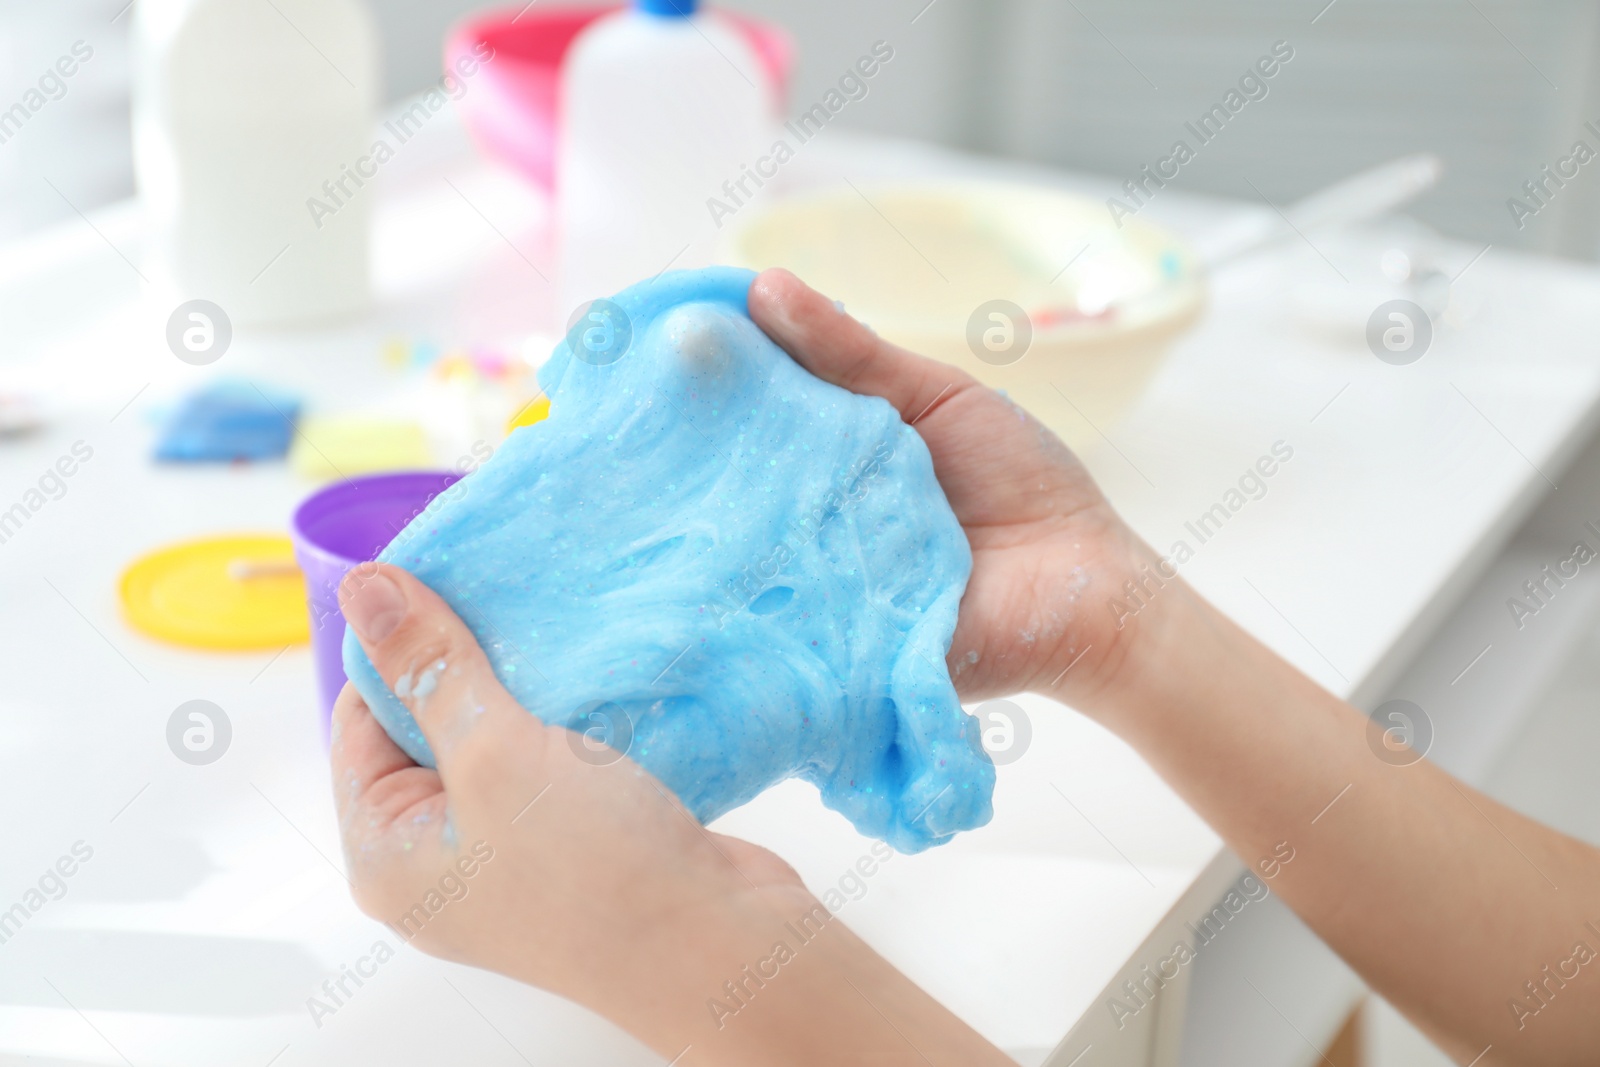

{"left": 3, "top": 113, "right": 1600, "bottom": 1067}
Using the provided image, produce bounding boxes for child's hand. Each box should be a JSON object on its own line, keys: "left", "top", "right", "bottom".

{"left": 330, "top": 563, "right": 807, "bottom": 1024}
{"left": 749, "top": 269, "right": 1148, "bottom": 712}
{"left": 330, "top": 564, "right": 1018, "bottom": 1066}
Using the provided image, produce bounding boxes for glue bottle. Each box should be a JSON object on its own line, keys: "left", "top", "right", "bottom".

{"left": 133, "top": 0, "right": 379, "bottom": 326}
{"left": 557, "top": 0, "right": 771, "bottom": 317}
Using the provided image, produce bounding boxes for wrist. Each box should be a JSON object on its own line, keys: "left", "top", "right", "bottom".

{"left": 580, "top": 881, "right": 834, "bottom": 1059}
{"left": 1084, "top": 561, "right": 1287, "bottom": 752}
{"left": 1036, "top": 530, "right": 1194, "bottom": 720}
{"left": 1092, "top": 574, "right": 1208, "bottom": 729}
{"left": 616, "top": 882, "right": 1011, "bottom": 1067}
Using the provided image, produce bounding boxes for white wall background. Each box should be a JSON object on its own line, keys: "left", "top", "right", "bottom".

{"left": 0, "top": 0, "right": 134, "bottom": 241}
{"left": 4, "top": 0, "right": 1600, "bottom": 256}
{"left": 726, "top": 0, "right": 1600, "bottom": 258}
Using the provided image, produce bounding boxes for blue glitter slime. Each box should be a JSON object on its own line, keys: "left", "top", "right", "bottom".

{"left": 344, "top": 267, "right": 993, "bottom": 852}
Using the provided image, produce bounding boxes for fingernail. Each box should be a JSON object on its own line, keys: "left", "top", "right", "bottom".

{"left": 340, "top": 569, "right": 407, "bottom": 643}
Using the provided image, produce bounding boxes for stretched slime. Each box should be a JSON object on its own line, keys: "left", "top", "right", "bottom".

{"left": 344, "top": 267, "right": 993, "bottom": 851}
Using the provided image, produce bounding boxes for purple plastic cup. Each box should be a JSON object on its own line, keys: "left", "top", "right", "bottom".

{"left": 291, "top": 471, "right": 461, "bottom": 740}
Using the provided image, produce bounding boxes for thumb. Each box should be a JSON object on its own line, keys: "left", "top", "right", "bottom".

{"left": 748, "top": 267, "right": 977, "bottom": 427}
{"left": 338, "top": 563, "right": 531, "bottom": 773}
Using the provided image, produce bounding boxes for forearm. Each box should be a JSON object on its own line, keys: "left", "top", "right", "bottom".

{"left": 1064, "top": 574, "right": 1600, "bottom": 1065}
{"left": 583, "top": 887, "right": 1013, "bottom": 1067}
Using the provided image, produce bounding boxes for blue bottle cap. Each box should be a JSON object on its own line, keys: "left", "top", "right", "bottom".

{"left": 637, "top": 0, "right": 698, "bottom": 15}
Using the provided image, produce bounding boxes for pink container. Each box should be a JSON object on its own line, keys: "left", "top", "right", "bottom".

{"left": 446, "top": 5, "right": 793, "bottom": 194}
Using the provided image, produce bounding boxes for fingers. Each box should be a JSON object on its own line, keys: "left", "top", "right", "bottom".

{"left": 338, "top": 563, "right": 530, "bottom": 773}
{"left": 330, "top": 683, "right": 412, "bottom": 814}
{"left": 329, "top": 681, "right": 451, "bottom": 847}
{"left": 748, "top": 267, "right": 977, "bottom": 426}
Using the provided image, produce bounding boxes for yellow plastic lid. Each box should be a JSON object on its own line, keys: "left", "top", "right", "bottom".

{"left": 120, "top": 534, "right": 310, "bottom": 651}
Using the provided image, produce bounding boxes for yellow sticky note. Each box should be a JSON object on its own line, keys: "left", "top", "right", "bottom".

{"left": 290, "top": 415, "right": 433, "bottom": 481}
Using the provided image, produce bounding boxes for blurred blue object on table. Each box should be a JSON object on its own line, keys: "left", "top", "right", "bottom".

{"left": 154, "top": 380, "right": 302, "bottom": 463}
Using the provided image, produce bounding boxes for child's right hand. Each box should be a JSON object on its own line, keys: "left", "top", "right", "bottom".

{"left": 330, "top": 561, "right": 1019, "bottom": 1067}
{"left": 331, "top": 563, "right": 810, "bottom": 1032}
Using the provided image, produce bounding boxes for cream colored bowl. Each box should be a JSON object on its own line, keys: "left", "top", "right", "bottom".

{"left": 724, "top": 182, "right": 1205, "bottom": 449}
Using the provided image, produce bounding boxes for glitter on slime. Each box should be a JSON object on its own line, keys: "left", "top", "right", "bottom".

{"left": 344, "top": 267, "right": 993, "bottom": 851}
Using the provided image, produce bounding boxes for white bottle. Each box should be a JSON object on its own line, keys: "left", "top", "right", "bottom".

{"left": 558, "top": 0, "right": 771, "bottom": 316}
{"left": 133, "top": 0, "right": 378, "bottom": 326}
